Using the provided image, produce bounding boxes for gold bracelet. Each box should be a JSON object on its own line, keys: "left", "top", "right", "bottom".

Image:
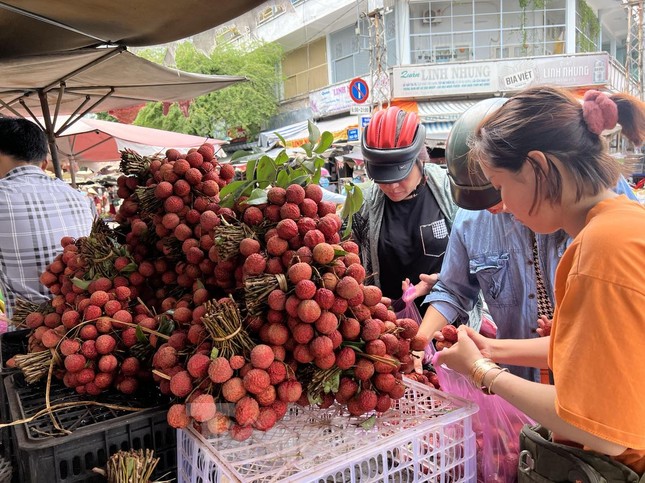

{"left": 470, "top": 358, "right": 497, "bottom": 388}
{"left": 485, "top": 367, "right": 509, "bottom": 395}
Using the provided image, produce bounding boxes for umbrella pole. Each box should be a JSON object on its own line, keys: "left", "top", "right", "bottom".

{"left": 37, "top": 89, "right": 63, "bottom": 180}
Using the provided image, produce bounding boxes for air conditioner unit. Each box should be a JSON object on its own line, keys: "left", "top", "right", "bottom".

{"left": 422, "top": 9, "right": 442, "bottom": 25}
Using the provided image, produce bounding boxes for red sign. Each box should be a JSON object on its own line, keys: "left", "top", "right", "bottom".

{"left": 349, "top": 77, "right": 369, "bottom": 104}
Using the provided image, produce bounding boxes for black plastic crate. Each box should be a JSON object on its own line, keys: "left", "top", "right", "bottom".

{"left": 5, "top": 373, "right": 175, "bottom": 483}
{"left": 0, "top": 329, "right": 29, "bottom": 470}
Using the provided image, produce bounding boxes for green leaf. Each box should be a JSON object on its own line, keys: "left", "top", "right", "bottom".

{"left": 246, "top": 188, "right": 268, "bottom": 205}
{"left": 276, "top": 170, "right": 290, "bottom": 188}
{"left": 301, "top": 143, "right": 313, "bottom": 158}
{"left": 313, "top": 131, "right": 334, "bottom": 154}
{"left": 246, "top": 159, "right": 258, "bottom": 180}
{"left": 360, "top": 414, "right": 377, "bottom": 430}
{"left": 290, "top": 175, "right": 309, "bottom": 186}
{"left": 231, "top": 149, "right": 251, "bottom": 162}
{"left": 308, "top": 120, "right": 320, "bottom": 145}
{"left": 333, "top": 248, "right": 348, "bottom": 257}
{"left": 307, "top": 391, "right": 322, "bottom": 406}
{"left": 210, "top": 347, "right": 220, "bottom": 359}
{"left": 120, "top": 262, "right": 138, "bottom": 274}
{"left": 219, "top": 179, "right": 247, "bottom": 199}
{"left": 256, "top": 156, "right": 276, "bottom": 184}
{"left": 71, "top": 277, "right": 91, "bottom": 290}
{"left": 135, "top": 325, "right": 148, "bottom": 344}
{"left": 275, "top": 132, "right": 287, "bottom": 147}
{"left": 274, "top": 150, "right": 289, "bottom": 166}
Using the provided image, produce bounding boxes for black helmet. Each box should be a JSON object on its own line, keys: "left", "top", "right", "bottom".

{"left": 446, "top": 98, "right": 508, "bottom": 210}
{"left": 361, "top": 106, "right": 426, "bottom": 184}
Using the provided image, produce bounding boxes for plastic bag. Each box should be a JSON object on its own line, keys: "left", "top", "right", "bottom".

{"left": 392, "top": 285, "right": 421, "bottom": 323}
{"left": 432, "top": 351, "right": 534, "bottom": 483}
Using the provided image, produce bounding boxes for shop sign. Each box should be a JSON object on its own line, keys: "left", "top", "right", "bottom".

{"left": 393, "top": 53, "right": 609, "bottom": 98}
{"left": 347, "top": 128, "right": 359, "bottom": 142}
{"left": 310, "top": 83, "right": 356, "bottom": 118}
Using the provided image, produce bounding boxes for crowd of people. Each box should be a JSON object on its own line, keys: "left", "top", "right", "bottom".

{"left": 1, "top": 85, "right": 644, "bottom": 479}
{"left": 355, "top": 88, "right": 644, "bottom": 478}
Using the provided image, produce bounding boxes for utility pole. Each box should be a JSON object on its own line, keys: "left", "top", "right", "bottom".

{"left": 365, "top": 7, "right": 391, "bottom": 109}
{"left": 625, "top": 0, "right": 644, "bottom": 100}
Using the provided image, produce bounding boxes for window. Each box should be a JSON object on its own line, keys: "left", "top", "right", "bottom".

{"left": 409, "top": 0, "right": 566, "bottom": 64}
{"left": 329, "top": 8, "right": 397, "bottom": 83}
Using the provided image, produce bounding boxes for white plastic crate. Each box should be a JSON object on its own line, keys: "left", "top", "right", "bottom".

{"left": 177, "top": 378, "right": 477, "bottom": 483}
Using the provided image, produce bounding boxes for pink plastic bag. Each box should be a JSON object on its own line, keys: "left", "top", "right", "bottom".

{"left": 431, "top": 351, "right": 534, "bottom": 483}
{"left": 391, "top": 285, "right": 421, "bottom": 323}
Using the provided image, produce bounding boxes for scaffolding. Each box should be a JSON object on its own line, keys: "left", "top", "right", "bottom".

{"left": 625, "top": 0, "right": 644, "bottom": 99}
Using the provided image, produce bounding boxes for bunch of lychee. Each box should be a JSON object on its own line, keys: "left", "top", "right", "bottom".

{"left": 160, "top": 343, "right": 301, "bottom": 440}
{"left": 17, "top": 234, "right": 156, "bottom": 395}
{"left": 113, "top": 143, "right": 235, "bottom": 304}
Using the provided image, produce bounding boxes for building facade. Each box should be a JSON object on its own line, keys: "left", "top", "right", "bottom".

{"left": 238, "top": 0, "right": 641, "bottom": 151}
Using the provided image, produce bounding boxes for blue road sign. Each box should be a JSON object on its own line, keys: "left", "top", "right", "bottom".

{"left": 349, "top": 78, "right": 369, "bottom": 104}
{"left": 347, "top": 128, "right": 359, "bottom": 142}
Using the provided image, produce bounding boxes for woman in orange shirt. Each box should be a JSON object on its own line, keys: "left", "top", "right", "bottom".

{"left": 435, "top": 85, "right": 645, "bottom": 476}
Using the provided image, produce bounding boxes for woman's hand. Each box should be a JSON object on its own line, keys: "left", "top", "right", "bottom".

{"left": 536, "top": 316, "right": 552, "bottom": 337}
{"left": 433, "top": 326, "right": 486, "bottom": 376}
{"left": 401, "top": 273, "right": 439, "bottom": 300}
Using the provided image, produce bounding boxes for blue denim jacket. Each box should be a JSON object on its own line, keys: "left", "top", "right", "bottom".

{"left": 422, "top": 183, "right": 637, "bottom": 382}
{"left": 423, "top": 210, "right": 564, "bottom": 382}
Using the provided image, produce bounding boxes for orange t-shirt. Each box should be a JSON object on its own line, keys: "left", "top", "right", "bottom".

{"left": 550, "top": 196, "right": 645, "bottom": 474}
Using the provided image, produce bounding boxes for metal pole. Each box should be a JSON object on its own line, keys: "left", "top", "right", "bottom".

{"left": 37, "top": 89, "right": 63, "bottom": 180}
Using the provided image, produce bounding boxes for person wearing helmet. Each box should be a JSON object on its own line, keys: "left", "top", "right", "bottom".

{"left": 352, "top": 106, "right": 459, "bottom": 311}
{"left": 416, "top": 97, "right": 638, "bottom": 382}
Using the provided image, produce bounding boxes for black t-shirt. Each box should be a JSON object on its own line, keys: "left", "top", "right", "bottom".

{"left": 378, "top": 183, "right": 449, "bottom": 306}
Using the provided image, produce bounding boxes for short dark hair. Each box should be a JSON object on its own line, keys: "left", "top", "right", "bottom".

{"left": 0, "top": 117, "right": 49, "bottom": 163}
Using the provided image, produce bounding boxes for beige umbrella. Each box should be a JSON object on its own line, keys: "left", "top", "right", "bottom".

{"left": 0, "top": 47, "right": 245, "bottom": 179}
{"left": 0, "top": 0, "right": 268, "bottom": 59}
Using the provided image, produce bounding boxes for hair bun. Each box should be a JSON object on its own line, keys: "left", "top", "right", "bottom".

{"left": 582, "top": 90, "right": 618, "bottom": 135}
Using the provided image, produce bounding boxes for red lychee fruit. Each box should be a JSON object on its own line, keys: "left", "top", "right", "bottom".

{"left": 336, "top": 346, "right": 356, "bottom": 370}
{"left": 219, "top": 164, "right": 235, "bottom": 181}
{"left": 441, "top": 324, "right": 459, "bottom": 344}
{"left": 243, "top": 206, "right": 264, "bottom": 226}
{"left": 254, "top": 407, "right": 277, "bottom": 431}
{"left": 285, "top": 184, "right": 306, "bottom": 204}
{"left": 295, "top": 279, "right": 316, "bottom": 300}
{"left": 187, "top": 353, "right": 211, "bottom": 379}
{"left": 208, "top": 357, "right": 234, "bottom": 384}
{"left": 312, "top": 243, "right": 335, "bottom": 265}
{"left": 276, "top": 219, "right": 298, "bottom": 240}
{"left": 153, "top": 345, "right": 178, "bottom": 369}
{"left": 243, "top": 368, "right": 271, "bottom": 395}
{"left": 239, "top": 238, "right": 261, "bottom": 257}
{"left": 243, "top": 253, "right": 267, "bottom": 276}
{"left": 314, "top": 311, "right": 338, "bottom": 335}
{"left": 297, "top": 299, "right": 321, "bottom": 324}
{"left": 169, "top": 370, "right": 193, "bottom": 398}
{"left": 398, "top": 318, "right": 419, "bottom": 340}
{"left": 336, "top": 276, "right": 361, "bottom": 300}
{"left": 277, "top": 380, "right": 302, "bottom": 403}
{"left": 314, "top": 288, "right": 335, "bottom": 310}
{"left": 304, "top": 184, "right": 323, "bottom": 203}
{"left": 303, "top": 229, "right": 325, "bottom": 249}
{"left": 98, "top": 354, "right": 118, "bottom": 373}
{"left": 190, "top": 394, "right": 217, "bottom": 423}
{"left": 222, "top": 377, "right": 246, "bottom": 403}
{"left": 354, "top": 358, "right": 375, "bottom": 381}
{"left": 279, "top": 203, "right": 300, "bottom": 220}
{"left": 64, "top": 353, "right": 86, "bottom": 373}
{"left": 167, "top": 404, "right": 190, "bottom": 429}
{"left": 250, "top": 344, "right": 274, "bottom": 370}
{"left": 309, "top": 335, "right": 333, "bottom": 359}
{"left": 234, "top": 396, "right": 260, "bottom": 426}
{"left": 287, "top": 262, "right": 312, "bottom": 284}
{"left": 267, "top": 186, "right": 287, "bottom": 205}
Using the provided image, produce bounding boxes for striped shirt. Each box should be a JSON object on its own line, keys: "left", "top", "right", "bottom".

{"left": 0, "top": 165, "right": 96, "bottom": 322}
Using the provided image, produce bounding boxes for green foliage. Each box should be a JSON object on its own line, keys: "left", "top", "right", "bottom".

{"left": 576, "top": 0, "right": 600, "bottom": 53}
{"left": 218, "top": 128, "right": 363, "bottom": 231}
{"left": 132, "top": 40, "right": 284, "bottom": 139}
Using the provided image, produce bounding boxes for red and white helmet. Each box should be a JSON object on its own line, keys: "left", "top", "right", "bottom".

{"left": 361, "top": 106, "right": 426, "bottom": 184}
